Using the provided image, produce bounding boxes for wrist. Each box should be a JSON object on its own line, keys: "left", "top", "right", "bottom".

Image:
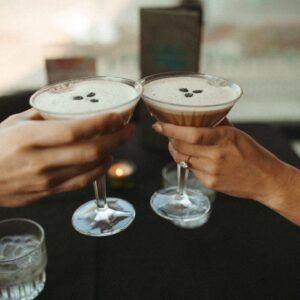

{"left": 258, "top": 161, "right": 300, "bottom": 225}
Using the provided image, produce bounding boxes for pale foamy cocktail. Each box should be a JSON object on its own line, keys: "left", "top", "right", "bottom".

{"left": 30, "top": 77, "right": 142, "bottom": 237}
{"left": 142, "top": 74, "right": 242, "bottom": 127}
{"left": 30, "top": 77, "right": 141, "bottom": 120}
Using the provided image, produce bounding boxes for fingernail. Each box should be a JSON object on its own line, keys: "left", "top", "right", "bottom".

{"left": 152, "top": 123, "right": 162, "bottom": 133}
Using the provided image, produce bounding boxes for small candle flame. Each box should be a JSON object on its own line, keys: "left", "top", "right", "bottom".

{"left": 115, "top": 168, "right": 124, "bottom": 177}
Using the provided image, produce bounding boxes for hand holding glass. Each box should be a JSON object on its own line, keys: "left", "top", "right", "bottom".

{"left": 140, "top": 72, "right": 242, "bottom": 221}
{"left": 30, "top": 77, "right": 142, "bottom": 236}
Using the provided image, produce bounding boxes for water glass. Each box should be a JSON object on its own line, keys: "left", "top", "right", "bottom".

{"left": 0, "top": 219, "right": 47, "bottom": 300}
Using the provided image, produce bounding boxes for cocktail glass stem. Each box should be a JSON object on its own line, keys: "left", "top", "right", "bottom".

{"left": 176, "top": 163, "right": 189, "bottom": 197}
{"left": 91, "top": 175, "right": 132, "bottom": 225}
{"left": 93, "top": 176, "right": 108, "bottom": 210}
{"left": 174, "top": 163, "right": 191, "bottom": 207}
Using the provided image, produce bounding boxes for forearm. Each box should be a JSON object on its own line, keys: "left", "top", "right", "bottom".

{"left": 258, "top": 162, "right": 300, "bottom": 226}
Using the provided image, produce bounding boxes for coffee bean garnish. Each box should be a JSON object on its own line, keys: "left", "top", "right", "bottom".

{"left": 179, "top": 88, "right": 188, "bottom": 92}
{"left": 73, "top": 96, "right": 83, "bottom": 100}
{"left": 90, "top": 99, "right": 99, "bottom": 103}
{"left": 193, "top": 90, "right": 203, "bottom": 93}
{"left": 87, "top": 92, "right": 96, "bottom": 97}
{"left": 185, "top": 93, "right": 193, "bottom": 98}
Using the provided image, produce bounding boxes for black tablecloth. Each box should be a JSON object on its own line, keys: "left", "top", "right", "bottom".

{"left": 0, "top": 124, "right": 300, "bottom": 300}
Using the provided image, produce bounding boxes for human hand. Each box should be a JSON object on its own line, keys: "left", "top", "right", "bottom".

{"left": 152, "top": 121, "right": 290, "bottom": 204}
{"left": 0, "top": 109, "right": 134, "bottom": 207}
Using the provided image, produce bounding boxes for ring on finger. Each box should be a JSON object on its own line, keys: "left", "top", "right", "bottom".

{"left": 179, "top": 155, "right": 191, "bottom": 169}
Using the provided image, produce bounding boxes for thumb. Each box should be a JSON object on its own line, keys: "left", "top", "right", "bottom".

{"left": 1, "top": 109, "right": 44, "bottom": 128}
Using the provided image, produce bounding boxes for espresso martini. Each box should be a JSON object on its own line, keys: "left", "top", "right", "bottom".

{"left": 140, "top": 73, "right": 243, "bottom": 221}
{"left": 31, "top": 77, "right": 139, "bottom": 121}
{"left": 143, "top": 75, "right": 241, "bottom": 127}
{"left": 30, "top": 76, "right": 142, "bottom": 236}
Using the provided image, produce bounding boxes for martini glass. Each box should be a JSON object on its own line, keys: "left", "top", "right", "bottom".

{"left": 140, "top": 72, "right": 243, "bottom": 221}
{"left": 30, "top": 76, "right": 142, "bottom": 236}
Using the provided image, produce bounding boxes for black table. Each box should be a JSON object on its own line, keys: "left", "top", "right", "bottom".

{"left": 1, "top": 124, "right": 300, "bottom": 300}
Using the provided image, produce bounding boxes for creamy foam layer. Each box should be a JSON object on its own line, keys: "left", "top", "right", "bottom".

{"left": 143, "top": 76, "right": 240, "bottom": 110}
{"left": 32, "top": 79, "right": 138, "bottom": 114}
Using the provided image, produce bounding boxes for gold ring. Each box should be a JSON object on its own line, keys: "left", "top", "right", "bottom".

{"left": 179, "top": 156, "right": 191, "bottom": 169}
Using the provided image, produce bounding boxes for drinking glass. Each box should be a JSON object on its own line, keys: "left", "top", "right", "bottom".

{"left": 140, "top": 72, "right": 243, "bottom": 221}
{"left": 0, "top": 218, "right": 47, "bottom": 300}
{"left": 30, "top": 76, "right": 142, "bottom": 236}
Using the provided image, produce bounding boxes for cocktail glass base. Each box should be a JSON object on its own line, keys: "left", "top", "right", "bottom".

{"left": 72, "top": 198, "right": 135, "bottom": 237}
{"left": 150, "top": 187, "right": 210, "bottom": 221}
{"left": 172, "top": 207, "right": 212, "bottom": 229}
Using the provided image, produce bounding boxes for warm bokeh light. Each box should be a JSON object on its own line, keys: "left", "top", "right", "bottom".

{"left": 115, "top": 168, "right": 125, "bottom": 177}
{"left": 108, "top": 161, "right": 135, "bottom": 179}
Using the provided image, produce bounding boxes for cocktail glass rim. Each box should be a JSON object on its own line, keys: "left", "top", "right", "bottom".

{"left": 30, "top": 76, "right": 143, "bottom": 117}
{"left": 0, "top": 218, "right": 45, "bottom": 264}
{"left": 139, "top": 71, "right": 243, "bottom": 109}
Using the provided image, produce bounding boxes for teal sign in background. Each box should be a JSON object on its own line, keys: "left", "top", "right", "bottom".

{"left": 149, "top": 44, "right": 187, "bottom": 71}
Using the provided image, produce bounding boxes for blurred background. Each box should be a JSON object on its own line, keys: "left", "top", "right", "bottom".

{"left": 0, "top": 0, "right": 299, "bottom": 152}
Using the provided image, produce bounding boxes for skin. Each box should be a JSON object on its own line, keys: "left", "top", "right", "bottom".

{"left": 0, "top": 109, "right": 134, "bottom": 207}
{"left": 152, "top": 121, "right": 300, "bottom": 226}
